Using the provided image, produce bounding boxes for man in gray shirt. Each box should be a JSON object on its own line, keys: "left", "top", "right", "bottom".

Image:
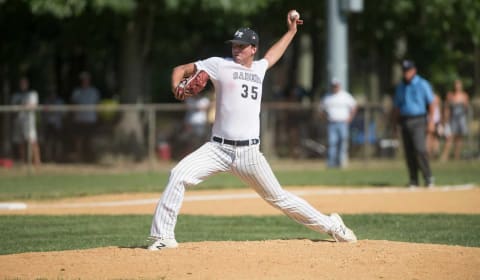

{"left": 71, "top": 71, "right": 100, "bottom": 162}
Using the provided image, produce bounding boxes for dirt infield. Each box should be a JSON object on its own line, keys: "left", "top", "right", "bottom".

{"left": 3, "top": 185, "right": 480, "bottom": 215}
{"left": 1, "top": 186, "right": 480, "bottom": 279}
{"left": 1, "top": 240, "right": 479, "bottom": 280}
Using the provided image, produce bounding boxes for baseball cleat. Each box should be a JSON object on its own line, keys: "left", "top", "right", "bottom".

{"left": 329, "top": 213, "right": 357, "bottom": 243}
{"left": 147, "top": 237, "right": 179, "bottom": 251}
{"left": 407, "top": 180, "right": 419, "bottom": 188}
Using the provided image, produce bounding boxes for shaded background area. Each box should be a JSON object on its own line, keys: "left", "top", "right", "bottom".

{"left": 1, "top": 0, "right": 480, "bottom": 164}
{"left": 2, "top": 0, "right": 479, "bottom": 102}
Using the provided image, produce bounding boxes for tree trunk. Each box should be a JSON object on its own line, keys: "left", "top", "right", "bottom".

{"left": 475, "top": 44, "right": 480, "bottom": 96}
{"left": 309, "top": 17, "right": 324, "bottom": 99}
{"left": 368, "top": 48, "right": 380, "bottom": 103}
{"left": 1, "top": 64, "right": 11, "bottom": 156}
{"left": 114, "top": 0, "right": 158, "bottom": 161}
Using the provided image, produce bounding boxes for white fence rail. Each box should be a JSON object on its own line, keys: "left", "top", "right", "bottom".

{"left": 1, "top": 102, "right": 478, "bottom": 169}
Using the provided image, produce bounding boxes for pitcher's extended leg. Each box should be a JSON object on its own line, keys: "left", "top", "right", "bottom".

{"left": 150, "top": 142, "right": 231, "bottom": 238}
{"left": 232, "top": 146, "right": 334, "bottom": 233}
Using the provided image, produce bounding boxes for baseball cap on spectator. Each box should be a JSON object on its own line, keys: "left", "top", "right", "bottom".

{"left": 226, "top": 28, "right": 259, "bottom": 46}
{"left": 330, "top": 77, "right": 341, "bottom": 86}
{"left": 402, "top": 60, "right": 416, "bottom": 71}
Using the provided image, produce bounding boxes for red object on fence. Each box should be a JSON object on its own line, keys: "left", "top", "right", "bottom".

{"left": 0, "top": 158, "right": 13, "bottom": 168}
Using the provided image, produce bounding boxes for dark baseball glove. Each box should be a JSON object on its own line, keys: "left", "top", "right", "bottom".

{"left": 174, "top": 70, "right": 210, "bottom": 100}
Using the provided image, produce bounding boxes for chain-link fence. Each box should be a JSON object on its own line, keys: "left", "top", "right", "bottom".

{"left": 1, "top": 101, "right": 479, "bottom": 169}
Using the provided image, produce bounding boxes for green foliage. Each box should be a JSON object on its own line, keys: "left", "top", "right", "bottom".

{"left": 28, "top": 0, "right": 88, "bottom": 18}
{"left": 92, "top": 0, "right": 136, "bottom": 13}
{"left": 27, "top": 0, "right": 135, "bottom": 18}
{"left": 165, "top": 0, "right": 272, "bottom": 14}
{"left": 1, "top": 0, "right": 480, "bottom": 102}
{"left": 350, "top": 0, "right": 480, "bottom": 94}
{"left": 460, "top": 0, "right": 480, "bottom": 46}
{"left": 0, "top": 214, "right": 479, "bottom": 255}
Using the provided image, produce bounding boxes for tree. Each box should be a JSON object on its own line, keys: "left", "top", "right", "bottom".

{"left": 0, "top": 0, "right": 275, "bottom": 159}
{"left": 2, "top": 0, "right": 478, "bottom": 160}
{"left": 350, "top": 0, "right": 480, "bottom": 99}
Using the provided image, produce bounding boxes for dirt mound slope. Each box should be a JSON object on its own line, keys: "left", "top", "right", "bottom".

{"left": 1, "top": 239, "right": 479, "bottom": 280}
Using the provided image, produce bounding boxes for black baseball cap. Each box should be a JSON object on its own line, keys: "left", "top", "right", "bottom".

{"left": 226, "top": 27, "right": 259, "bottom": 46}
{"left": 402, "top": 60, "right": 416, "bottom": 71}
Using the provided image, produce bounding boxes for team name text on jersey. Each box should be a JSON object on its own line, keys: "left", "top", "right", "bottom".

{"left": 233, "top": 72, "right": 262, "bottom": 84}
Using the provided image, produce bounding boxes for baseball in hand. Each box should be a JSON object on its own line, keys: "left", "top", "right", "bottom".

{"left": 290, "top": 10, "right": 300, "bottom": 21}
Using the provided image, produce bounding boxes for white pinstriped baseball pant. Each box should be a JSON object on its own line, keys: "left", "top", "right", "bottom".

{"left": 150, "top": 141, "right": 334, "bottom": 239}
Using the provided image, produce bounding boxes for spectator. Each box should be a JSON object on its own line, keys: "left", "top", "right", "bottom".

{"left": 393, "top": 60, "right": 434, "bottom": 187}
{"left": 183, "top": 94, "right": 211, "bottom": 152}
{"left": 319, "top": 78, "right": 357, "bottom": 168}
{"left": 440, "top": 79, "right": 470, "bottom": 161}
{"left": 426, "top": 92, "right": 442, "bottom": 159}
{"left": 10, "top": 83, "right": 24, "bottom": 161}
{"left": 43, "top": 93, "right": 65, "bottom": 162}
{"left": 11, "top": 77, "right": 41, "bottom": 166}
{"left": 71, "top": 71, "right": 100, "bottom": 162}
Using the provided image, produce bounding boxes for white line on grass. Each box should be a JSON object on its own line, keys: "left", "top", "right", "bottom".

{"left": 0, "top": 202, "right": 27, "bottom": 210}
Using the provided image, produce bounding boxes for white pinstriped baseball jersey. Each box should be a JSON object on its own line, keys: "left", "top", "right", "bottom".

{"left": 196, "top": 57, "right": 267, "bottom": 140}
{"left": 150, "top": 57, "right": 336, "bottom": 241}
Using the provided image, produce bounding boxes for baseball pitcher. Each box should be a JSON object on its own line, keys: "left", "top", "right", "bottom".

{"left": 148, "top": 10, "right": 357, "bottom": 250}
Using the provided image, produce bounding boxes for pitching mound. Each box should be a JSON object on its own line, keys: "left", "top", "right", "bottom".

{"left": 1, "top": 239, "right": 479, "bottom": 280}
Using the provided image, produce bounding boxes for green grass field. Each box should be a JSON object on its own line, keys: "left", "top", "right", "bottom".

{"left": 0, "top": 160, "right": 478, "bottom": 201}
{"left": 0, "top": 160, "right": 479, "bottom": 255}
{"left": 1, "top": 214, "right": 479, "bottom": 255}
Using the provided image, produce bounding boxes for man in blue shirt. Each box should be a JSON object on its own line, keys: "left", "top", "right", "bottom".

{"left": 393, "top": 60, "right": 434, "bottom": 187}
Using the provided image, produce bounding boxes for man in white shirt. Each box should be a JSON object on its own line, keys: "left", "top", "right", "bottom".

{"left": 185, "top": 95, "right": 210, "bottom": 137}
{"left": 320, "top": 78, "right": 357, "bottom": 168}
{"left": 148, "top": 11, "right": 357, "bottom": 251}
{"left": 11, "top": 77, "right": 41, "bottom": 166}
